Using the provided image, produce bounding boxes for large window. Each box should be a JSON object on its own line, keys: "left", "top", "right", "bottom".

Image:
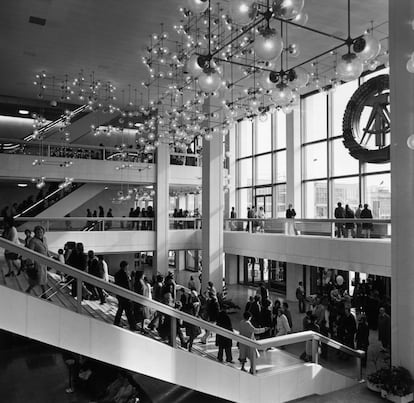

{"left": 301, "top": 67, "right": 390, "bottom": 218}
{"left": 236, "top": 112, "right": 287, "bottom": 218}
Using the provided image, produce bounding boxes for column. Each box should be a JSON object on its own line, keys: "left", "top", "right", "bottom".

{"left": 286, "top": 263, "right": 303, "bottom": 303}
{"left": 286, "top": 107, "right": 302, "bottom": 216}
{"left": 225, "top": 253, "right": 238, "bottom": 285}
{"left": 202, "top": 103, "right": 224, "bottom": 293}
{"left": 390, "top": 0, "right": 414, "bottom": 373}
{"left": 155, "top": 142, "right": 169, "bottom": 276}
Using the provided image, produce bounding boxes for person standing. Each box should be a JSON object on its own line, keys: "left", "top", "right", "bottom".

{"left": 87, "top": 250, "right": 105, "bottom": 304}
{"left": 26, "top": 225, "right": 49, "bottom": 295}
{"left": 97, "top": 255, "right": 109, "bottom": 283}
{"left": 378, "top": 307, "right": 391, "bottom": 352}
{"left": 106, "top": 208, "right": 113, "bottom": 230}
{"left": 296, "top": 281, "right": 306, "bottom": 313}
{"left": 355, "top": 203, "right": 363, "bottom": 238}
{"left": 3, "top": 218, "right": 21, "bottom": 277}
{"left": 114, "top": 261, "right": 137, "bottom": 331}
{"left": 285, "top": 203, "right": 297, "bottom": 235}
{"left": 345, "top": 204, "right": 355, "bottom": 238}
{"left": 338, "top": 307, "right": 357, "bottom": 350}
{"left": 216, "top": 309, "right": 234, "bottom": 363}
{"left": 230, "top": 207, "right": 236, "bottom": 219}
{"left": 188, "top": 275, "right": 197, "bottom": 291}
{"left": 246, "top": 207, "right": 254, "bottom": 232}
{"left": 334, "top": 202, "right": 345, "bottom": 238}
{"left": 282, "top": 302, "right": 293, "bottom": 330}
{"left": 360, "top": 203, "right": 374, "bottom": 238}
{"left": 356, "top": 314, "right": 369, "bottom": 367}
{"left": 274, "top": 307, "right": 291, "bottom": 337}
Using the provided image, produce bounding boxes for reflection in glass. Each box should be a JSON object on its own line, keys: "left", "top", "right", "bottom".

{"left": 256, "top": 114, "right": 272, "bottom": 154}
{"left": 303, "top": 143, "right": 327, "bottom": 180}
{"left": 332, "top": 138, "right": 359, "bottom": 177}
{"left": 275, "top": 150, "right": 286, "bottom": 183}
{"left": 365, "top": 173, "right": 391, "bottom": 218}
{"left": 332, "top": 177, "right": 359, "bottom": 209}
{"left": 332, "top": 80, "right": 358, "bottom": 138}
{"left": 303, "top": 92, "right": 327, "bottom": 143}
{"left": 255, "top": 154, "right": 272, "bottom": 185}
{"left": 275, "top": 110, "right": 287, "bottom": 149}
{"left": 239, "top": 158, "right": 252, "bottom": 187}
{"left": 239, "top": 120, "right": 253, "bottom": 158}
{"left": 304, "top": 180, "right": 328, "bottom": 218}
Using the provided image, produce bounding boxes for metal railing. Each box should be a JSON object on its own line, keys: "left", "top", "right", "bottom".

{"left": 224, "top": 218, "right": 391, "bottom": 239}
{"left": 0, "top": 138, "right": 203, "bottom": 167}
{"left": 0, "top": 137, "right": 155, "bottom": 164}
{"left": 0, "top": 237, "right": 365, "bottom": 380}
{"left": 7, "top": 217, "right": 202, "bottom": 232}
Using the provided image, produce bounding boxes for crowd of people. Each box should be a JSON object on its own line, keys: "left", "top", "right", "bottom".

{"left": 295, "top": 276, "right": 391, "bottom": 366}
{"left": 334, "top": 202, "right": 374, "bottom": 238}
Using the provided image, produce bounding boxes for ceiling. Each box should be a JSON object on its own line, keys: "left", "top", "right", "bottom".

{"left": 0, "top": 0, "right": 388, "bottom": 113}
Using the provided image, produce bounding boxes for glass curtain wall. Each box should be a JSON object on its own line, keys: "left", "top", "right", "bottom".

{"left": 236, "top": 111, "right": 287, "bottom": 218}
{"left": 301, "top": 68, "right": 391, "bottom": 219}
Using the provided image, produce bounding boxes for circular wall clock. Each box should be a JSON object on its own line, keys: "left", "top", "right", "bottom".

{"left": 342, "top": 74, "right": 390, "bottom": 163}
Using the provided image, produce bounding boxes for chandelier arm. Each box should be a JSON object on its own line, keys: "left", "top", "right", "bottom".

{"left": 210, "top": 16, "right": 266, "bottom": 58}
{"left": 272, "top": 16, "right": 347, "bottom": 43}
{"left": 289, "top": 42, "right": 348, "bottom": 71}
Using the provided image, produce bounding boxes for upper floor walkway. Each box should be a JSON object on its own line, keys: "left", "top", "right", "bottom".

{"left": 9, "top": 217, "right": 391, "bottom": 277}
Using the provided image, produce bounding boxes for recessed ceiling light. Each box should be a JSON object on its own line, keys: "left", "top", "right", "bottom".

{"left": 18, "top": 109, "right": 30, "bottom": 115}
{"left": 17, "top": 183, "right": 28, "bottom": 187}
{"left": 134, "top": 123, "right": 144, "bottom": 127}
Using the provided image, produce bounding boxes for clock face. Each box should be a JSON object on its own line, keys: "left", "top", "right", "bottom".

{"left": 342, "top": 74, "right": 390, "bottom": 163}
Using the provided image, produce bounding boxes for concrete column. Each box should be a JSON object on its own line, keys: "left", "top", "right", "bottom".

{"left": 286, "top": 262, "right": 303, "bottom": 302}
{"left": 155, "top": 142, "right": 169, "bottom": 276}
{"left": 390, "top": 0, "right": 414, "bottom": 373}
{"left": 286, "top": 107, "right": 302, "bottom": 216}
{"left": 225, "top": 253, "right": 238, "bottom": 285}
{"left": 202, "top": 102, "right": 224, "bottom": 293}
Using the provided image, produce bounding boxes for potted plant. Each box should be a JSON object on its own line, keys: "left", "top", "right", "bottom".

{"left": 367, "top": 367, "right": 390, "bottom": 393}
{"left": 380, "top": 366, "right": 413, "bottom": 403}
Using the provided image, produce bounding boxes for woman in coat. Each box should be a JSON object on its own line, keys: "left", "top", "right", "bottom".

{"left": 238, "top": 311, "right": 268, "bottom": 373}
{"left": 26, "top": 225, "right": 49, "bottom": 295}
{"left": 215, "top": 309, "right": 234, "bottom": 363}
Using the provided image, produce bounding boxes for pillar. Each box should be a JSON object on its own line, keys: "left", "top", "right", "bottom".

{"left": 202, "top": 102, "right": 224, "bottom": 293}
{"left": 155, "top": 142, "right": 169, "bottom": 276}
{"left": 286, "top": 107, "right": 302, "bottom": 216}
{"left": 286, "top": 263, "right": 304, "bottom": 303}
{"left": 389, "top": 0, "right": 414, "bottom": 373}
{"left": 225, "top": 253, "right": 238, "bottom": 285}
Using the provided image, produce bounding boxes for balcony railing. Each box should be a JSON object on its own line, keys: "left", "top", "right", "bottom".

{"left": 0, "top": 138, "right": 202, "bottom": 167}
{"left": 224, "top": 218, "right": 391, "bottom": 239}
{"left": 6, "top": 217, "right": 202, "bottom": 232}
{"left": 0, "top": 237, "right": 365, "bottom": 380}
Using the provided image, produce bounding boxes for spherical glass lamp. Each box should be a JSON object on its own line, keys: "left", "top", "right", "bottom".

{"left": 406, "top": 56, "right": 414, "bottom": 73}
{"left": 273, "top": 0, "right": 305, "bottom": 20}
{"left": 407, "top": 134, "right": 414, "bottom": 150}
{"left": 254, "top": 27, "right": 283, "bottom": 61}
{"left": 258, "top": 71, "right": 275, "bottom": 90}
{"left": 198, "top": 68, "right": 222, "bottom": 93}
{"left": 229, "top": 0, "right": 257, "bottom": 26}
{"left": 290, "top": 67, "right": 309, "bottom": 88}
{"left": 186, "top": 0, "right": 209, "bottom": 14}
{"left": 186, "top": 54, "right": 204, "bottom": 77}
{"left": 354, "top": 35, "right": 381, "bottom": 62}
{"left": 271, "top": 83, "right": 293, "bottom": 106}
{"left": 337, "top": 52, "right": 364, "bottom": 82}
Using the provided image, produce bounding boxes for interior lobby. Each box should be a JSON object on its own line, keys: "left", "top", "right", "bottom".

{"left": 0, "top": 0, "right": 413, "bottom": 402}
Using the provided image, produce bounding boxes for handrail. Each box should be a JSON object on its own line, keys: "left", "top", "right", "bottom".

{"left": 224, "top": 218, "right": 391, "bottom": 224}
{"left": 24, "top": 105, "right": 89, "bottom": 142}
{"left": 0, "top": 237, "right": 365, "bottom": 379}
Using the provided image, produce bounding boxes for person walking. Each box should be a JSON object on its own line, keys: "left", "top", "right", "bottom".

{"left": 238, "top": 311, "right": 268, "bottom": 373}
{"left": 26, "top": 225, "right": 49, "bottom": 296}
{"left": 216, "top": 309, "right": 234, "bottom": 363}
{"left": 114, "top": 261, "right": 137, "bottom": 331}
